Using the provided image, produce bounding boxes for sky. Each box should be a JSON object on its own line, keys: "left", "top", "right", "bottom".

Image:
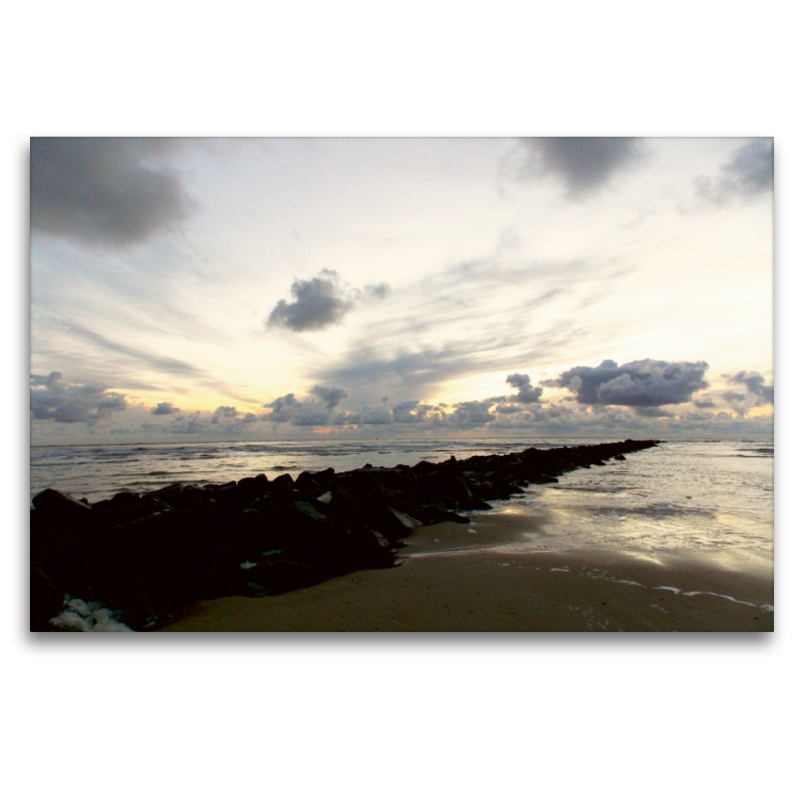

{"left": 29, "top": 137, "right": 774, "bottom": 444}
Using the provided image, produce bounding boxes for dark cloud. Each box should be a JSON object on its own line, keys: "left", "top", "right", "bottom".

{"left": 725, "top": 370, "right": 774, "bottom": 405}
{"left": 211, "top": 405, "right": 238, "bottom": 424}
{"left": 447, "top": 401, "right": 495, "bottom": 427}
{"left": 309, "top": 385, "right": 348, "bottom": 410}
{"left": 171, "top": 416, "right": 208, "bottom": 435}
{"left": 546, "top": 359, "right": 709, "bottom": 407}
{"left": 360, "top": 406, "right": 393, "bottom": 425}
{"left": 494, "top": 403, "right": 523, "bottom": 415}
{"left": 152, "top": 401, "right": 180, "bottom": 415}
{"left": 290, "top": 405, "right": 330, "bottom": 427}
{"left": 261, "top": 387, "right": 347, "bottom": 427}
{"left": 694, "top": 139, "right": 773, "bottom": 203}
{"left": 505, "top": 373, "right": 543, "bottom": 404}
{"left": 513, "top": 138, "right": 645, "bottom": 198}
{"left": 721, "top": 391, "right": 746, "bottom": 404}
{"left": 262, "top": 393, "right": 299, "bottom": 423}
{"left": 392, "top": 400, "right": 432, "bottom": 424}
{"left": 31, "top": 138, "right": 195, "bottom": 246}
{"left": 634, "top": 407, "right": 675, "bottom": 419}
{"left": 267, "top": 270, "right": 390, "bottom": 333}
{"left": 30, "top": 371, "right": 127, "bottom": 425}
{"left": 267, "top": 269, "right": 353, "bottom": 332}
{"left": 693, "top": 397, "right": 717, "bottom": 409}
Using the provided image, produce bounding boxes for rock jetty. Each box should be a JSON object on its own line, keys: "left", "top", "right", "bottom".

{"left": 31, "top": 439, "right": 660, "bottom": 631}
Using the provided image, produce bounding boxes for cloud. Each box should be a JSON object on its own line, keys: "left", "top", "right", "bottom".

{"left": 391, "top": 400, "right": 424, "bottom": 424}
{"left": 171, "top": 415, "right": 208, "bottom": 435}
{"left": 313, "top": 253, "right": 610, "bottom": 405}
{"left": 267, "top": 269, "right": 352, "bottom": 332}
{"left": 31, "top": 138, "right": 195, "bottom": 246}
{"left": 262, "top": 393, "right": 299, "bottom": 423}
{"left": 694, "top": 139, "right": 773, "bottom": 203}
{"left": 546, "top": 359, "right": 709, "bottom": 407}
{"left": 152, "top": 401, "right": 180, "bottom": 415}
{"left": 725, "top": 371, "right": 774, "bottom": 405}
{"left": 721, "top": 391, "right": 746, "bottom": 404}
{"left": 64, "top": 321, "right": 205, "bottom": 376}
{"left": 360, "top": 406, "right": 393, "bottom": 425}
{"left": 261, "top": 386, "right": 347, "bottom": 426}
{"left": 267, "top": 270, "right": 390, "bottom": 333}
{"left": 505, "top": 373, "right": 543, "bottom": 404}
{"left": 634, "top": 406, "right": 675, "bottom": 419}
{"left": 316, "top": 313, "right": 580, "bottom": 408}
{"left": 494, "top": 403, "right": 523, "bottom": 415}
{"left": 309, "top": 385, "right": 348, "bottom": 410}
{"left": 693, "top": 397, "right": 717, "bottom": 409}
{"left": 290, "top": 405, "right": 330, "bottom": 427}
{"left": 210, "top": 405, "right": 238, "bottom": 424}
{"left": 446, "top": 401, "right": 496, "bottom": 427}
{"left": 511, "top": 138, "right": 645, "bottom": 198}
{"left": 30, "top": 371, "right": 127, "bottom": 425}
{"left": 363, "top": 283, "right": 391, "bottom": 300}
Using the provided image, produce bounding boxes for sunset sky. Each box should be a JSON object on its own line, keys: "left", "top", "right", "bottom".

{"left": 30, "top": 137, "right": 773, "bottom": 444}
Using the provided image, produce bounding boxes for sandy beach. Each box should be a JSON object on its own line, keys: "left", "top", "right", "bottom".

{"left": 159, "top": 512, "right": 773, "bottom": 632}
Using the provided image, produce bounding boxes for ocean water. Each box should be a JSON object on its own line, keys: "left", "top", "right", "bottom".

{"left": 486, "top": 440, "right": 774, "bottom": 560}
{"left": 30, "top": 437, "right": 596, "bottom": 501}
{"left": 30, "top": 437, "right": 773, "bottom": 561}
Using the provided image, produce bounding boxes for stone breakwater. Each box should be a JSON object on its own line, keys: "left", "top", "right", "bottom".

{"left": 31, "top": 439, "right": 660, "bottom": 631}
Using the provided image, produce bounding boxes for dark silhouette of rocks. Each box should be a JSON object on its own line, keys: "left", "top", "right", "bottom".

{"left": 30, "top": 439, "right": 659, "bottom": 631}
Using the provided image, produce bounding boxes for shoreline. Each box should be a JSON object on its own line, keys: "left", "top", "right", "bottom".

{"left": 159, "top": 512, "right": 774, "bottom": 632}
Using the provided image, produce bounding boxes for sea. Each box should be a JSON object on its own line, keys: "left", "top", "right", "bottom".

{"left": 31, "top": 437, "right": 774, "bottom": 564}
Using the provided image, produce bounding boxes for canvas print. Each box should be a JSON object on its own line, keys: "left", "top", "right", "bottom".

{"left": 29, "top": 137, "right": 774, "bottom": 632}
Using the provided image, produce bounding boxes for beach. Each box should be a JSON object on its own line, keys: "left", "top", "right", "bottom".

{"left": 32, "top": 439, "right": 773, "bottom": 632}
{"left": 159, "top": 512, "right": 773, "bottom": 632}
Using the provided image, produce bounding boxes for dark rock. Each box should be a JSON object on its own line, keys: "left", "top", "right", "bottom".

{"left": 295, "top": 471, "right": 321, "bottom": 497}
{"left": 106, "top": 496, "right": 173, "bottom": 527}
{"left": 237, "top": 474, "right": 269, "bottom": 499}
{"left": 32, "top": 488, "right": 93, "bottom": 523}
{"left": 30, "top": 567, "right": 64, "bottom": 631}
{"left": 270, "top": 473, "right": 295, "bottom": 494}
{"left": 91, "top": 490, "right": 141, "bottom": 514}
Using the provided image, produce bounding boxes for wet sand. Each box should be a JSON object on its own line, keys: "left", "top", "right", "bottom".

{"left": 158, "top": 513, "right": 774, "bottom": 632}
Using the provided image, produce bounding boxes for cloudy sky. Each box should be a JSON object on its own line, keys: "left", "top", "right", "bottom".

{"left": 30, "top": 137, "right": 773, "bottom": 444}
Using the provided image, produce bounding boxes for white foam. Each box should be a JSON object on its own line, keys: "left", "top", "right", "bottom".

{"left": 550, "top": 567, "right": 569, "bottom": 572}
{"left": 682, "top": 590, "right": 756, "bottom": 608}
{"left": 67, "top": 598, "right": 92, "bottom": 616}
{"left": 240, "top": 561, "right": 257, "bottom": 569}
{"left": 468, "top": 529, "right": 477, "bottom": 533}
{"left": 50, "top": 610, "right": 91, "bottom": 632}
{"left": 655, "top": 585, "right": 682, "bottom": 594}
{"left": 761, "top": 603, "right": 774, "bottom": 612}
{"left": 616, "top": 579, "right": 643, "bottom": 586}
{"left": 50, "top": 597, "right": 133, "bottom": 632}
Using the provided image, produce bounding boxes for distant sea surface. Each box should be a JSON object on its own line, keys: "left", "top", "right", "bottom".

{"left": 30, "top": 437, "right": 773, "bottom": 560}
